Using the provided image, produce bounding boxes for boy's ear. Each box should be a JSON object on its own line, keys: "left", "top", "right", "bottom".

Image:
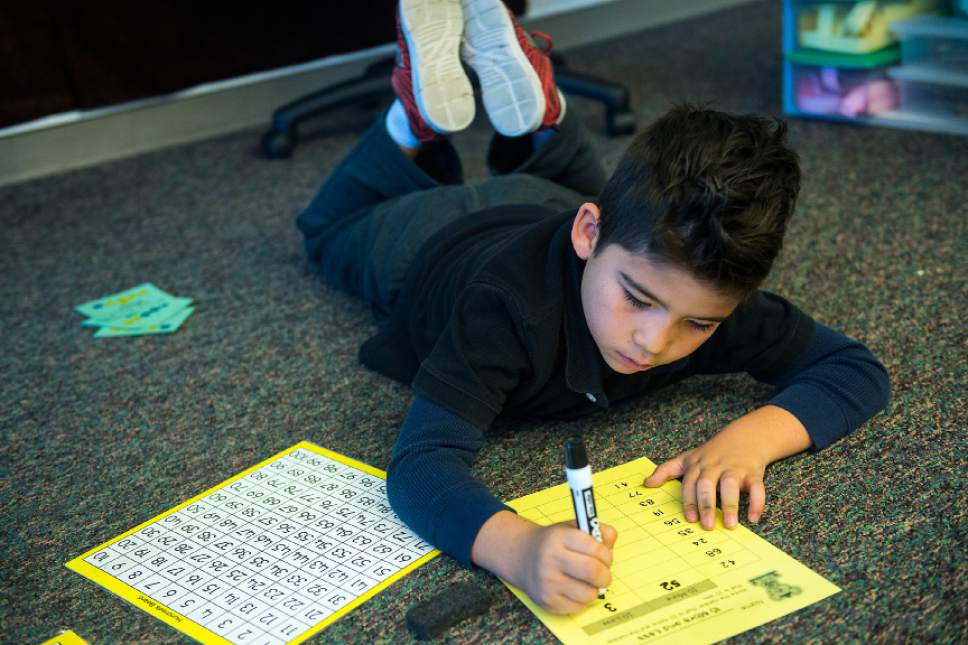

{"left": 571, "top": 203, "right": 602, "bottom": 260}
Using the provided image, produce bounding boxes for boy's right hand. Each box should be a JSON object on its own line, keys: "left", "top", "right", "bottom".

{"left": 471, "top": 510, "right": 617, "bottom": 614}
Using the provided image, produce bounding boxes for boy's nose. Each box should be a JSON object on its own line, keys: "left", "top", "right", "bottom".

{"left": 634, "top": 322, "right": 674, "bottom": 359}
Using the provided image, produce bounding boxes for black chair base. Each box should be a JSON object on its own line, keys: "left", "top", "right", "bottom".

{"left": 261, "top": 54, "right": 634, "bottom": 160}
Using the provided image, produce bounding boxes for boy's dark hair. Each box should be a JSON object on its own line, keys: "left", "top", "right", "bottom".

{"left": 595, "top": 104, "right": 801, "bottom": 297}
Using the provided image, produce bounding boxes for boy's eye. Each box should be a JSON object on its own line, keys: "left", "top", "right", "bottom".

{"left": 622, "top": 289, "right": 650, "bottom": 309}
{"left": 689, "top": 320, "right": 715, "bottom": 333}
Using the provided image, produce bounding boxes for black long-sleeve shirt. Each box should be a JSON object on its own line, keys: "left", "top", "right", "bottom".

{"left": 358, "top": 205, "right": 890, "bottom": 567}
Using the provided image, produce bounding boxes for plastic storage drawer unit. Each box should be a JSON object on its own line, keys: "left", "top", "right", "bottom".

{"left": 892, "top": 16, "right": 968, "bottom": 74}
{"left": 888, "top": 64, "right": 968, "bottom": 121}
{"left": 787, "top": 47, "right": 902, "bottom": 116}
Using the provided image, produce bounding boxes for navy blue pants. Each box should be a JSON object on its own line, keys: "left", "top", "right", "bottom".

{"left": 296, "top": 106, "right": 607, "bottom": 319}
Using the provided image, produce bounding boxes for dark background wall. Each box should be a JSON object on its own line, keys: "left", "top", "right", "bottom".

{"left": 1, "top": 2, "right": 405, "bottom": 128}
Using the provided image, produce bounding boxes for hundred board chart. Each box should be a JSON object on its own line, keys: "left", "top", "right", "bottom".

{"left": 503, "top": 456, "right": 840, "bottom": 644}
{"left": 67, "top": 442, "right": 439, "bottom": 644}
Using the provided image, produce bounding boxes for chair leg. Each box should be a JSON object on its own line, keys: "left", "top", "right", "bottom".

{"left": 260, "top": 58, "right": 395, "bottom": 159}
{"left": 556, "top": 69, "right": 636, "bottom": 136}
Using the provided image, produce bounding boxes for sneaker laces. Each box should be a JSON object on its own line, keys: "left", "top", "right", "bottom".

{"left": 529, "top": 31, "right": 554, "bottom": 54}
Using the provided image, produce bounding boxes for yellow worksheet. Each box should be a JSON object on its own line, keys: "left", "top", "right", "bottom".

{"left": 503, "top": 456, "right": 839, "bottom": 644}
{"left": 66, "top": 442, "right": 439, "bottom": 644}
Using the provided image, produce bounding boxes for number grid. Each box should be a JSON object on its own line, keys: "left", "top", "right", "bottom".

{"left": 67, "top": 443, "right": 439, "bottom": 645}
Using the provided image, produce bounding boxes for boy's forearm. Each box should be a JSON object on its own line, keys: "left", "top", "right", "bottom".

{"left": 721, "top": 404, "right": 812, "bottom": 464}
{"left": 764, "top": 323, "right": 891, "bottom": 450}
{"left": 388, "top": 395, "right": 515, "bottom": 567}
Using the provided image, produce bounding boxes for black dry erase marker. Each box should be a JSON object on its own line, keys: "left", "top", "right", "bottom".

{"left": 564, "top": 436, "right": 606, "bottom": 599}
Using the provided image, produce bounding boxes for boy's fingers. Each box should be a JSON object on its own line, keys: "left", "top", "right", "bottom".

{"left": 719, "top": 474, "right": 741, "bottom": 529}
{"left": 680, "top": 466, "right": 700, "bottom": 523}
{"left": 558, "top": 576, "right": 603, "bottom": 610}
{"left": 561, "top": 552, "right": 612, "bottom": 590}
{"left": 696, "top": 477, "right": 718, "bottom": 530}
{"left": 747, "top": 479, "right": 766, "bottom": 523}
{"left": 643, "top": 457, "right": 684, "bottom": 487}
{"left": 600, "top": 523, "right": 618, "bottom": 550}
{"left": 563, "top": 528, "right": 613, "bottom": 564}
{"left": 544, "top": 589, "right": 591, "bottom": 615}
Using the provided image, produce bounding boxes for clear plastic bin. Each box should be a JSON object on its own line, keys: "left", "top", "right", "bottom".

{"left": 888, "top": 64, "right": 968, "bottom": 119}
{"left": 891, "top": 16, "right": 968, "bottom": 74}
{"left": 793, "top": 64, "right": 900, "bottom": 116}
{"left": 796, "top": 0, "right": 944, "bottom": 54}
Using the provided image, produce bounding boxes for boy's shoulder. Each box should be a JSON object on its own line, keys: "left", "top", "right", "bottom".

{"left": 360, "top": 206, "right": 579, "bottom": 386}
{"left": 416, "top": 204, "right": 569, "bottom": 272}
{"left": 407, "top": 205, "right": 577, "bottom": 323}
{"left": 468, "top": 208, "right": 577, "bottom": 313}
{"left": 408, "top": 208, "right": 607, "bottom": 428}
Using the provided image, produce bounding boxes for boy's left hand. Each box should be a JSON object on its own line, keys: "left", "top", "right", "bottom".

{"left": 643, "top": 428, "right": 770, "bottom": 531}
{"left": 642, "top": 405, "right": 813, "bottom": 531}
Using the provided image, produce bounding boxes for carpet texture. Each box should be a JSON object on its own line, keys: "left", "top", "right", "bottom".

{"left": 2, "top": 1, "right": 966, "bottom": 643}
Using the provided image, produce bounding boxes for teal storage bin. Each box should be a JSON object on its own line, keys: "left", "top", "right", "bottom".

{"left": 888, "top": 64, "right": 968, "bottom": 119}
{"left": 891, "top": 16, "right": 968, "bottom": 74}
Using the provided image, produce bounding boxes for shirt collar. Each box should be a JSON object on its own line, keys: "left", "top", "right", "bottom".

{"left": 560, "top": 238, "right": 610, "bottom": 408}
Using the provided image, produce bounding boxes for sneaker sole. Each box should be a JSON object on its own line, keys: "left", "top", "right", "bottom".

{"left": 400, "top": 0, "right": 475, "bottom": 134}
{"left": 460, "top": 0, "right": 544, "bottom": 137}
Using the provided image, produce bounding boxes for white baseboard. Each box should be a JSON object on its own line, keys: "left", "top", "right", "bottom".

{"left": 0, "top": 0, "right": 756, "bottom": 188}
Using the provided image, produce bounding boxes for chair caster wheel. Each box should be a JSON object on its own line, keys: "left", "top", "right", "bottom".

{"left": 261, "top": 129, "right": 296, "bottom": 159}
{"left": 607, "top": 110, "right": 636, "bottom": 136}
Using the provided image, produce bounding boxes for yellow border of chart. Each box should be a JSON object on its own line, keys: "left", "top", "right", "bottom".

{"left": 65, "top": 441, "right": 440, "bottom": 645}
{"left": 39, "top": 630, "right": 89, "bottom": 645}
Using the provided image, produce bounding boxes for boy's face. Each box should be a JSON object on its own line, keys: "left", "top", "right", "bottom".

{"left": 571, "top": 204, "right": 742, "bottom": 374}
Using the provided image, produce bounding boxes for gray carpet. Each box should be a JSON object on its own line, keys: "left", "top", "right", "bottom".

{"left": 2, "top": 1, "right": 966, "bottom": 643}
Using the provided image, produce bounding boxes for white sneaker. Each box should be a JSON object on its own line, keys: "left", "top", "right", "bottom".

{"left": 397, "top": 0, "right": 475, "bottom": 135}
{"left": 460, "top": 0, "right": 561, "bottom": 136}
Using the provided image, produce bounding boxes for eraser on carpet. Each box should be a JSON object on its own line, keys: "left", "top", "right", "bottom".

{"left": 405, "top": 580, "right": 497, "bottom": 640}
